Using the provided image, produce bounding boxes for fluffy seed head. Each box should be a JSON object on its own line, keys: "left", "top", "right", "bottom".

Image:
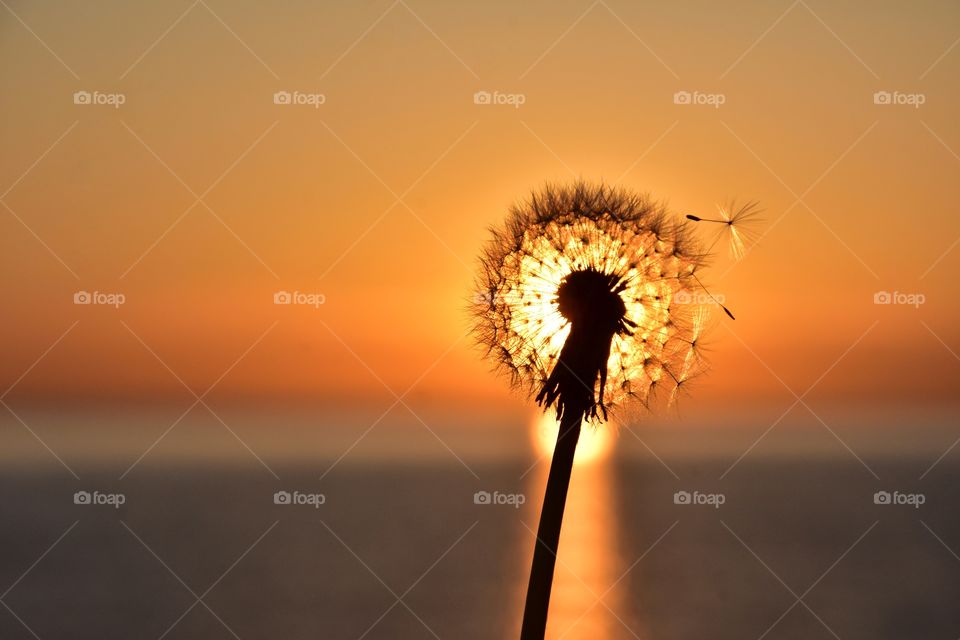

{"left": 471, "top": 181, "right": 715, "bottom": 419}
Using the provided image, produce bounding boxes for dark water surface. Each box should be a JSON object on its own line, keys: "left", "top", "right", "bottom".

{"left": 1, "top": 456, "right": 958, "bottom": 639}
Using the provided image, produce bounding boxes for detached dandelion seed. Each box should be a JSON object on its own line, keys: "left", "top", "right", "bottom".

{"left": 687, "top": 199, "right": 763, "bottom": 260}
{"left": 470, "top": 181, "right": 731, "bottom": 639}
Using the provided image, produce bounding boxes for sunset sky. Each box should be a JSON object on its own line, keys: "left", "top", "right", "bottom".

{"left": 2, "top": 0, "right": 959, "bottom": 430}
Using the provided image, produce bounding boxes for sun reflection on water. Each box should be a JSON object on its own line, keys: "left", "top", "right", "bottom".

{"left": 517, "top": 414, "right": 641, "bottom": 639}
{"left": 532, "top": 412, "right": 613, "bottom": 466}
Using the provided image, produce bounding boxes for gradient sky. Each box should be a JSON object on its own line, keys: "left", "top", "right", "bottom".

{"left": 2, "top": 0, "right": 959, "bottom": 423}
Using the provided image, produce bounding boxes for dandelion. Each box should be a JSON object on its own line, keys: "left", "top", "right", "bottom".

{"left": 471, "top": 181, "right": 729, "bottom": 639}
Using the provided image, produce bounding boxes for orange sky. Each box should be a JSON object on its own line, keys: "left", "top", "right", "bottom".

{"left": 1, "top": 0, "right": 959, "bottom": 419}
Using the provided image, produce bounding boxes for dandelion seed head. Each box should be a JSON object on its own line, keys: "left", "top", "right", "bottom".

{"left": 471, "top": 181, "right": 717, "bottom": 418}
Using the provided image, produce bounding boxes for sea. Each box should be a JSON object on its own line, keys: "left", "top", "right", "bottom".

{"left": 1, "top": 410, "right": 958, "bottom": 639}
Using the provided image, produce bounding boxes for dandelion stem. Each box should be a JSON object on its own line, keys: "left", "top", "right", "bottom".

{"left": 522, "top": 268, "right": 630, "bottom": 637}
{"left": 520, "top": 402, "right": 584, "bottom": 640}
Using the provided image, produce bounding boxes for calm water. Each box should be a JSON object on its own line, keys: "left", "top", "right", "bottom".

{"left": 1, "top": 455, "right": 958, "bottom": 639}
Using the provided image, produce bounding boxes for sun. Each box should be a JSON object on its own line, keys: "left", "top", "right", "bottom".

{"left": 532, "top": 412, "right": 613, "bottom": 466}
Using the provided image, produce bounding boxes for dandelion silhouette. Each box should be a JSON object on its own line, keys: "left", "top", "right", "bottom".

{"left": 471, "top": 181, "right": 729, "bottom": 639}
